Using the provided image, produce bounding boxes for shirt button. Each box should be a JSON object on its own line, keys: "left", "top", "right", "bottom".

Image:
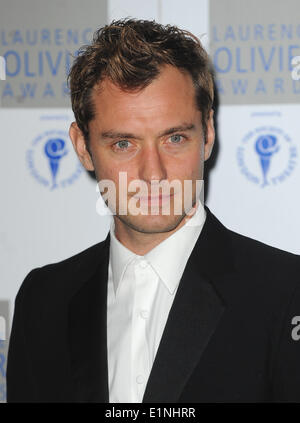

{"left": 136, "top": 375, "right": 144, "bottom": 384}
{"left": 140, "top": 309, "right": 149, "bottom": 319}
{"left": 139, "top": 260, "right": 148, "bottom": 269}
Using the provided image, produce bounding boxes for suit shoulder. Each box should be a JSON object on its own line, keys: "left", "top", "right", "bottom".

{"left": 226, "top": 226, "right": 300, "bottom": 293}
{"left": 15, "top": 237, "right": 109, "bottom": 304}
{"left": 37, "top": 237, "right": 107, "bottom": 274}
{"left": 227, "top": 227, "right": 299, "bottom": 265}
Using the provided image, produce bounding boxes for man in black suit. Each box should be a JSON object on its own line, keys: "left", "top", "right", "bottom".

{"left": 7, "top": 18, "right": 300, "bottom": 402}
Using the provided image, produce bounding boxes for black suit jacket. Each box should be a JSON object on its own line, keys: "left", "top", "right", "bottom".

{"left": 6, "top": 206, "right": 300, "bottom": 402}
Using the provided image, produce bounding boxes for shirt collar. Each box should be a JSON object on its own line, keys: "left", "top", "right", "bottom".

{"left": 109, "top": 200, "right": 206, "bottom": 296}
{"left": 109, "top": 221, "right": 140, "bottom": 296}
{"left": 144, "top": 200, "right": 206, "bottom": 294}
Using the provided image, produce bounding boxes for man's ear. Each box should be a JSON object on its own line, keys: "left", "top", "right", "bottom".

{"left": 69, "top": 122, "right": 94, "bottom": 171}
{"left": 204, "top": 109, "right": 215, "bottom": 161}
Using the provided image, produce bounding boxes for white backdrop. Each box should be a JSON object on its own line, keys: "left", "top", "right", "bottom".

{"left": 0, "top": 0, "right": 299, "bottom": 403}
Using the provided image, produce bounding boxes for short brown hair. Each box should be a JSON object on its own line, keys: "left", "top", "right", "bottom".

{"left": 68, "top": 18, "right": 214, "bottom": 143}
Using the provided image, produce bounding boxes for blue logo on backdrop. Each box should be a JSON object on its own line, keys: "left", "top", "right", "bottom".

{"left": 26, "top": 130, "right": 83, "bottom": 189}
{"left": 44, "top": 138, "right": 68, "bottom": 189}
{"left": 237, "top": 126, "right": 297, "bottom": 187}
{"left": 254, "top": 134, "right": 280, "bottom": 187}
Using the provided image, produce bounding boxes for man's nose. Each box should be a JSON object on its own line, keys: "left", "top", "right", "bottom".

{"left": 138, "top": 144, "right": 167, "bottom": 184}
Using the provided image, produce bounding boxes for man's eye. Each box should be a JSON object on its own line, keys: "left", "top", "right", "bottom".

{"left": 169, "top": 134, "right": 185, "bottom": 144}
{"left": 115, "top": 140, "right": 131, "bottom": 150}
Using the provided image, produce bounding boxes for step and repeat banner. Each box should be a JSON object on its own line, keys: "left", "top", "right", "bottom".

{"left": 0, "top": 0, "right": 299, "bottom": 402}
{"left": 208, "top": 0, "right": 300, "bottom": 254}
{"left": 0, "top": 0, "right": 109, "bottom": 402}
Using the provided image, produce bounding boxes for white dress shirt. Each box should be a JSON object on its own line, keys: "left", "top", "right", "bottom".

{"left": 107, "top": 201, "right": 207, "bottom": 403}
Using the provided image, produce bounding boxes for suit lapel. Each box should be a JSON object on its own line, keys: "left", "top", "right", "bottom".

{"left": 66, "top": 206, "right": 235, "bottom": 403}
{"left": 142, "top": 206, "right": 236, "bottom": 402}
{"left": 67, "top": 233, "right": 110, "bottom": 403}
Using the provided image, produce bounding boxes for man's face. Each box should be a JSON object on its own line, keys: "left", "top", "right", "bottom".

{"left": 70, "top": 64, "right": 215, "bottom": 234}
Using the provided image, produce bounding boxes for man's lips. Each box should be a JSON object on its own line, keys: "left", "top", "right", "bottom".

{"left": 133, "top": 193, "right": 174, "bottom": 201}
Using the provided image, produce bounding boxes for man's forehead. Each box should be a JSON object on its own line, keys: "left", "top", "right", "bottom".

{"left": 92, "top": 80, "right": 144, "bottom": 103}
{"left": 88, "top": 65, "right": 200, "bottom": 132}
{"left": 92, "top": 64, "right": 195, "bottom": 99}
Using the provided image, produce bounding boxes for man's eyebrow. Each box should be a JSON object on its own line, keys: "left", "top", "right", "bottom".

{"left": 158, "top": 123, "right": 196, "bottom": 137}
{"left": 100, "top": 123, "right": 196, "bottom": 140}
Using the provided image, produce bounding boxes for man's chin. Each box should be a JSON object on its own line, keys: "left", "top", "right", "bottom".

{"left": 115, "top": 212, "right": 187, "bottom": 234}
